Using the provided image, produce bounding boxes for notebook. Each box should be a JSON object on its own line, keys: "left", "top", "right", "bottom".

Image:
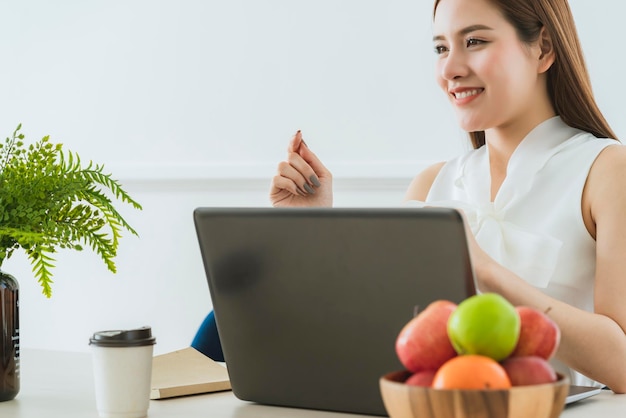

{"left": 150, "top": 347, "right": 231, "bottom": 399}
{"left": 193, "top": 206, "right": 475, "bottom": 416}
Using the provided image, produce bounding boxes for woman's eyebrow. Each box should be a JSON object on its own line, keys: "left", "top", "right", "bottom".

{"left": 432, "top": 24, "right": 494, "bottom": 41}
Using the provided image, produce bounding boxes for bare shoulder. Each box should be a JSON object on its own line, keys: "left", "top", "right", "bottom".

{"left": 403, "top": 161, "right": 447, "bottom": 202}
{"left": 586, "top": 143, "right": 626, "bottom": 221}
{"left": 587, "top": 143, "right": 626, "bottom": 191}
{"left": 594, "top": 142, "right": 626, "bottom": 167}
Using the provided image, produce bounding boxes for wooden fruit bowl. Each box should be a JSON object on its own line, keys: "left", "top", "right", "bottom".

{"left": 379, "top": 370, "right": 570, "bottom": 418}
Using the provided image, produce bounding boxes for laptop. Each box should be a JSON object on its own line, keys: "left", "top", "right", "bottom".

{"left": 193, "top": 207, "right": 601, "bottom": 415}
{"left": 193, "top": 206, "right": 475, "bottom": 415}
{"left": 566, "top": 385, "right": 603, "bottom": 404}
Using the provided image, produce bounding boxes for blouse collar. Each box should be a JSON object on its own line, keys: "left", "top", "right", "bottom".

{"left": 458, "top": 116, "right": 583, "bottom": 209}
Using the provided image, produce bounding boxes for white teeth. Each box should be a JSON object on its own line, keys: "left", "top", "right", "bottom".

{"left": 455, "top": 89, "right": 481, "bottom": 99}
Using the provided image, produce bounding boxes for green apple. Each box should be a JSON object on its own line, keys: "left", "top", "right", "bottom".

{"left": 447, "top": 293, "right": 520, "bottom": 361}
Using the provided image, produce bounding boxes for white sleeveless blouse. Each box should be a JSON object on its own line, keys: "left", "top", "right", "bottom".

{"left": 411, "top": 116, "right": 616, "bottom": 387}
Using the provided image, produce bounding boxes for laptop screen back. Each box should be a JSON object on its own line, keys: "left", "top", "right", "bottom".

{"left": 193, "top": 207, "right": 476, "bottom": 416}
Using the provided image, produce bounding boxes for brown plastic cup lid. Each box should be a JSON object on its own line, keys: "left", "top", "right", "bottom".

{"left": 89, "top": 326, "right": 156, "bottom": 347}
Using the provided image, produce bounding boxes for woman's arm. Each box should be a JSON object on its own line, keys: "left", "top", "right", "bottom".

{"left": 476, "top": 259, "right": 626, "bottom": 392}
{"left": 475, "top": 144, "right": 626, "bottom": 393}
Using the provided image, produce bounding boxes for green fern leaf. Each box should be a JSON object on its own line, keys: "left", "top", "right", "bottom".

{"left": 0, "top": 124, "right": 142, "bottom": 297}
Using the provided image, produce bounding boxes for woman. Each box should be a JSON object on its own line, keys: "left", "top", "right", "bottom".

{"left": 269, "top": 0, "right": 626, "bottom": 392}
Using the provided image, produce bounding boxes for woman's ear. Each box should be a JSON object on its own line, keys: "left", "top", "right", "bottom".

{"left": 537, "top": 26, "right": 555, "bottom": 73}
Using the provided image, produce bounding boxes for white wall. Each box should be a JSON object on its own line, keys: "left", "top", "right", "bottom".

{"left": 0, "top": 0, "right": 624, "bottom": 354}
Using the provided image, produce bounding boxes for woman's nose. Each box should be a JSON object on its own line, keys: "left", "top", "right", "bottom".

{"left": 439, "top": 49, "right": 469, "bottom": 81}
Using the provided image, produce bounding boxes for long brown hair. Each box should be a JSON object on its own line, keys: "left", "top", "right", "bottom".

{"left": 433, "top": 0, "right": 618, "bottom": 149}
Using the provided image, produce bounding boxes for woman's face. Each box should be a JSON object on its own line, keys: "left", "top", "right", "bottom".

{"left": 433, "top": 0, "right": 546, "bottom": 134}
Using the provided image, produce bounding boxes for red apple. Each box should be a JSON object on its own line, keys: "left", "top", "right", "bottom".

{"left": 405, "top": 370, "right": 437, "bottom": 387}
{"left": 501, "top": 356, "right": 557, "bottom": 386}
{"left": 509, "top": 306, "right": 560, "bottom": 360}
{"left": 395, "top": 300, "right": 457, "bottom": 373}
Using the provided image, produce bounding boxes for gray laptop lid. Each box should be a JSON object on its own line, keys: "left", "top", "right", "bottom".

{"left": 193, "top": 207, "right": 476, "bottom": 416}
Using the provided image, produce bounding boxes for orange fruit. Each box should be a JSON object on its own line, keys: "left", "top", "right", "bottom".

{"left": 432, "top": 355, "right": 512, "bottom": 390}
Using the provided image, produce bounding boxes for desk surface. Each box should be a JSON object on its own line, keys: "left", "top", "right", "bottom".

{"left": 1, "top": 349, "right": 624, "bottom": 417}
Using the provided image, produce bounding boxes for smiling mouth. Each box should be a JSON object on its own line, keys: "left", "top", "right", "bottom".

{"left": 453, "top": 89, "right": 484, "bottom": 99}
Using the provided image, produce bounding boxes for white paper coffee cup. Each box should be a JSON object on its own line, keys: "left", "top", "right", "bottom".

{"left": 90, "top": 327, "right": 156, "bottom": 418}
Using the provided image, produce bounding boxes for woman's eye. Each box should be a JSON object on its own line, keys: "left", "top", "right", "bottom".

{"left": 466, "top": 38, "right": 485, "bottom": 47}
{"left": 434, "top": 45, "right": 448, "bottom": 55}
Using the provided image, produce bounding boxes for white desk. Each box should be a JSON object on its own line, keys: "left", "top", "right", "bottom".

{"left": 1, "top": 349, "right": 624, "bottom": 417}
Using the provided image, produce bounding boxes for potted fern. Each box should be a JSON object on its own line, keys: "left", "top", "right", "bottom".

{"left": 0, "top": 124, "right": 142, "bottom": 401}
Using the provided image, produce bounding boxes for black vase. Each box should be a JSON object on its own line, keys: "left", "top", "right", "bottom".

{"left": 0, "top": 270, "right": 19, "bottom": 401}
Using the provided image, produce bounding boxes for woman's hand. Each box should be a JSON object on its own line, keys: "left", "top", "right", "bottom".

{"left": 270, "top": 130, "right": 333, "bottom": 207}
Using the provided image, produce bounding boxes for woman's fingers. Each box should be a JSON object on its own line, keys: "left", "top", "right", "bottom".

{"left": 287, "top": 130, "right": 304, "bottom": 153}
{"left": 287, "top": 130, "right": 318, "bottom": 186}
{"left": 286, "top": 152, "right": 322, "bottom": 193}
{"left": 287, "top": 131, "right": 330, "bottom": 187}
{"left": 270, "top": 130, "right": 334, "bottom": 207}
{"left": 271, "top": 172, "right": 307, "bottom": 197}
{"left": 298, "top": 141, "right": 330, "bottom": 184}
{"left": 277, "top": 160, "right": 311, "bottom": 195}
